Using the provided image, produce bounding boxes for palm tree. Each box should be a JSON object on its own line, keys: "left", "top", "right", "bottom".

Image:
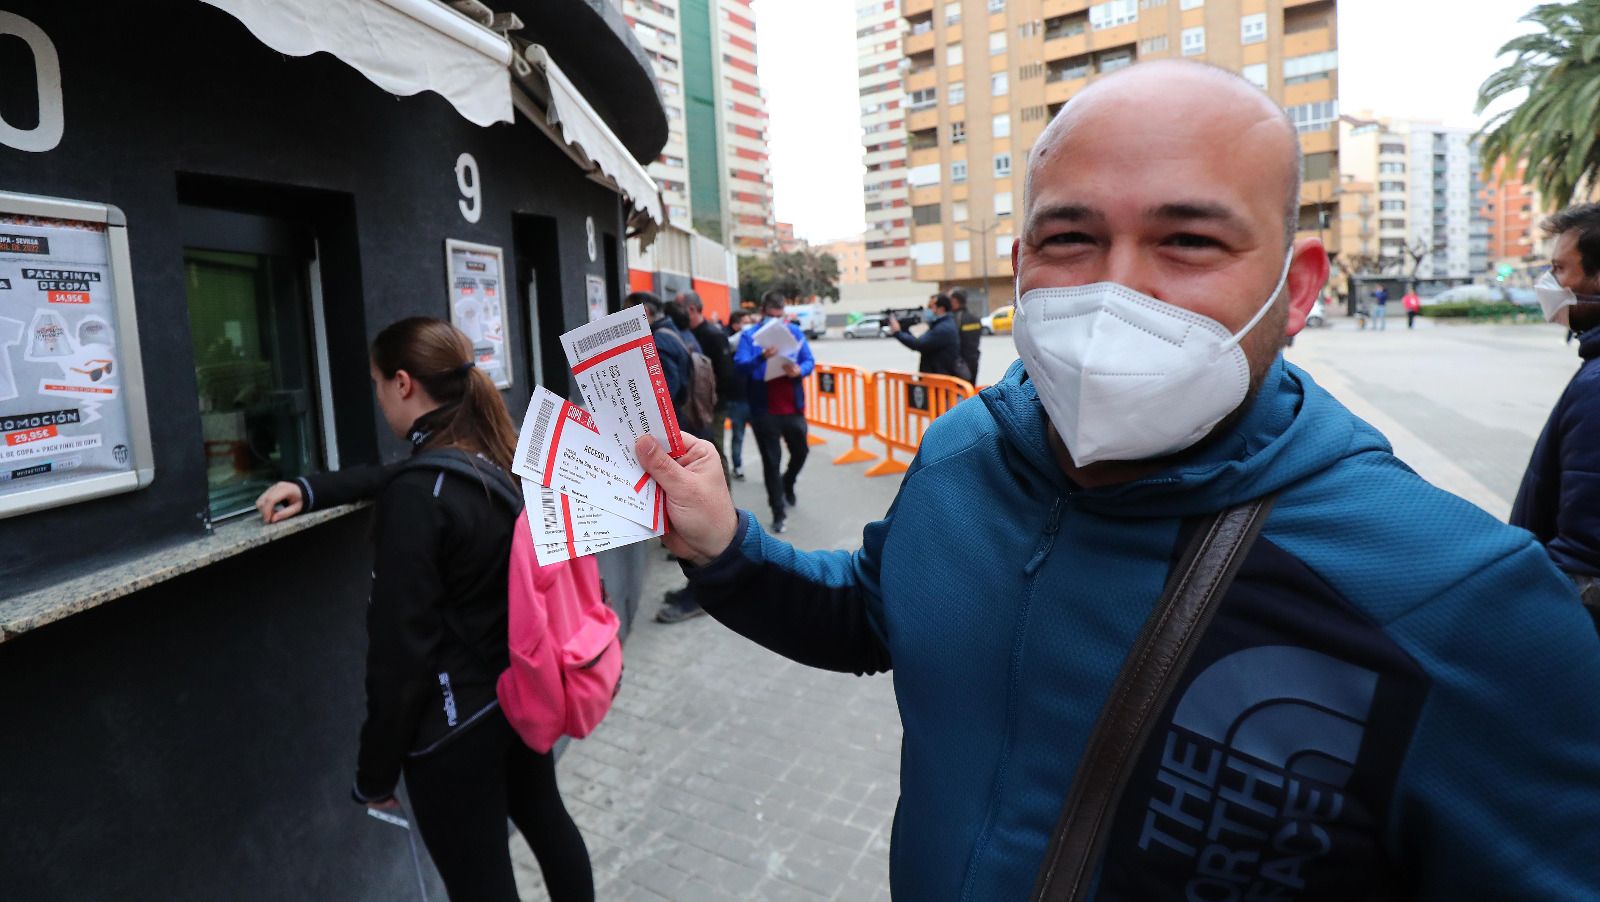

{"left": 1477, "top": 1, "right": 1600, "bottom": 208}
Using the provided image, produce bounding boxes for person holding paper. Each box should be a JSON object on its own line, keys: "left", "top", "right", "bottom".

{"left": 253, "top": 317, "right": 594, "bottom": 902}
{"left": 733, "top": 290, "right": 815, "bottom": 534}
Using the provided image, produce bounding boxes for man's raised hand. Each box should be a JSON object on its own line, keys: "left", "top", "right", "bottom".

{"left": 635, "top": 434, "right": 740, "bottom": 566}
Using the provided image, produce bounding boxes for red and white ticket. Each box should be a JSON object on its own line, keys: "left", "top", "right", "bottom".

{"left": 524, "top": 480, "right": 664, "bottom": 567}
{"left": 513, "top": 385, "right": 657, "bottom": 529}
{"left": 560, "top": 307, "right": 686, "bottom": 466}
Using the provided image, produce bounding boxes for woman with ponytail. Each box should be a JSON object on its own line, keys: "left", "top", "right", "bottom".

{"left": 255, "top": 317, "right": 593, "bottom": 901}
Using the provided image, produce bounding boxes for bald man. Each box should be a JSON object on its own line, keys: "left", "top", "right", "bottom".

{"left": 636, "top": 62, "right": 1600, "bottom": 898}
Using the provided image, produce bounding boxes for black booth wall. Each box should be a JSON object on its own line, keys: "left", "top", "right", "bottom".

{"left": 0, "top": 2, "right": 658, "bottom": 897}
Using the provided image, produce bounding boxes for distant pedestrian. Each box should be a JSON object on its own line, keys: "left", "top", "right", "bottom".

{"left": 1403, "top": 288, "right": 1422, "bottom": 328}
{"left": 733, "top": 290, "right": 815, "bottom": 534}
{"left": 888, "top": 294, "right": 960, "bottom": 377}
{"left": 1373, "top": 284, "right": 1389, "bottom": 330}
{"left": 724, "top": 310, "right": 752, "bottom": 480}
{"left": 949, "top": 287, "right": 982, "bottom": 383}
{"left": 681, "top": 290, "right": 736, "bottom": 484}
{"left": 1514, "top": 202, "right": 1600, "bottom": 628}
{"left": 253, "top": 318, "right": 594, "bottom": 901}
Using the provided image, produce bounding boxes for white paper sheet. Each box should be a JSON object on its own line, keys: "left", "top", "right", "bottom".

{"left": 524, "top": 480, "right": 664, "bottom": 567}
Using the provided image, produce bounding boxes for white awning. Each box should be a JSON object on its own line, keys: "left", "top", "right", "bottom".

{"left": 198, "top": 0, "right": 514, "bottom": 126}
{"left": 517, "top": 45, "right": 665, "bottom": 245}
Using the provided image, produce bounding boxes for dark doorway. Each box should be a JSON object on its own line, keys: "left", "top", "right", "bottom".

{"left": 513, "top": 214, "right": 567, "bottom": 397}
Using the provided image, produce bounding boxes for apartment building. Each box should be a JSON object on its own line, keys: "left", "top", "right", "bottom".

{"left": 1342, "top": 114, "right": 1489, "bottom": 280}
{"left": 859, "top": 0, "right": 914, "bottom": 280}
{"left": 900, "top": 0, "right": 1340, "bottom": 306}
{"left": 624, "top": 0, "right": 776, "bottom": 251}
{"left": 817, "top": 235, "right": 873, "bottom": 284}
{"left": 1478, "top": 157, "right": 1543, "bottom": 273}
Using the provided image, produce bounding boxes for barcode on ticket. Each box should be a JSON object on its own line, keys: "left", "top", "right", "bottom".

{"left": 522, "top": 396, "right": 558, "bottom": 473}
{"left": 539, "top": 486, "right": 561, "bottom": 537}
{"left": 572, "top": 316, "right": 644, "bottom": 359}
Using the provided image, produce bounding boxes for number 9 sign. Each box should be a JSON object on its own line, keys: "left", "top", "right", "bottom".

{"left": 456, "top": 152, "right": 482, "bottom": 224}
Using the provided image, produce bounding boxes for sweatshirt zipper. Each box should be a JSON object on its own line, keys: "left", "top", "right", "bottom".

{"left": 1024, "top": 495, "right": 1067, "bottom": 577}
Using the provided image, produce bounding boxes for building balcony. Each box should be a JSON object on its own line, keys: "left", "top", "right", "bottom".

{"left": 908, "top": 69, "right": 938, "bottom": 92}
{"left": 907, "top": 28, "right": 936, "bottom": 55}
{"left": 1042, "top": 32, "right": 1089, "bottom": 62}
{"left": 1283, "top": 80, "right": 1333, "bottom": 109}
{"left": 1299, "top": 129, "right": 1336, "bottom": 156}
{"left": 902, "top": 0, "right": 934, "bottom": 17}
{"left": 908, "top": 107, "right": 939, "bottom": 132}
{"left": 1284, "top": 27, "right": 1333, "bottom": 58}
{"left": 910, "top": 147, "right": 941, "bottom": 167}
{"left": 1045, "top": 76, "right": 1087, "bottom": 105}
{"left": 1041, "top": 0, "right": 1092, "bottom": 19}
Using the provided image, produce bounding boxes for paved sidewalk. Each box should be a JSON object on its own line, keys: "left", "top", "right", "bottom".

{"left": 514, "top": 443, "right": 906, "bottom": 901}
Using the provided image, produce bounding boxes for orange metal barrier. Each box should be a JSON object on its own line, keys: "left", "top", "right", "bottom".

{"left": 864, "top": 370, "right": 976, "bottom": 477}
{"left": 802, "top": 363, "right": 879, "bottom": 465}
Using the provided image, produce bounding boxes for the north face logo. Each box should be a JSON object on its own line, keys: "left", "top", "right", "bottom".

{"left": 1135, "top": 646, "right": 1379, "bottom": 901}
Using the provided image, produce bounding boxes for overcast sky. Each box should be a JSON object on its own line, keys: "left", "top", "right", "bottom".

{"left": 752, "top": 0, "right": 1542, "bottom": 243}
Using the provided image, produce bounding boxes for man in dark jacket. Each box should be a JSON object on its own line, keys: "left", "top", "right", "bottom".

{"left": 625, "top": 291, "right": 698, "bottom": 411}
{"left": 1512, "top": 203, "right": 1600, "bottom": 622}
{"left": 682, "top": 290, "right": 735, "bottom": 482}
{"left": 889, "top": 294, "right": 960, "bottom": 376}
{"left": 626, "top": 291, "right": 710, "bottom": 624}
{"left": 950, "top": 287, "right": 982, "bottom": 382}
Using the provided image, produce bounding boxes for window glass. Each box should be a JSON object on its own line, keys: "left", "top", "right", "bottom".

{"left": 186, "top": 247, "right": 322, "bottom": 520}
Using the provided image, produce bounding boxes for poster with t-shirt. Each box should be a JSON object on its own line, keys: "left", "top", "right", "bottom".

{"left": 445, "top": 239, "right": 511, "bottom": 389}
{"left": 0, "top": 197, "right": 153, "bottom": 518}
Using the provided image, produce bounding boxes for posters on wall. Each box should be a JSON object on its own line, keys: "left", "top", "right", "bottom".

{"left": 445, "top": 239, "right": 512, "bottom": 389}
{"left": 0, "top": 203, "right": 151, "bottom": 516}
{"left": 585, "top": 273, "right": 607, "bottom": 323}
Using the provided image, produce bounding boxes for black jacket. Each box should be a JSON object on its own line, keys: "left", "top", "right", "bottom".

{"left": 1512, "top": 326, "right": 1600, "bottom": 579}
{"left": 955, "top": 308, "right": 982, "bottom": 380}
{"left": 894, "top": 313, "right": 960, "bottom": 377}
{"left": 692, "top": 318, "right": 736, "bottom": 406}
{"left": 298, "top": 413, "right": 515, "bottom": 801}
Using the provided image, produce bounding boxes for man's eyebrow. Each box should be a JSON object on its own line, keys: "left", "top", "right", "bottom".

{"left": 1145, "top": 201, "right": 1250, "bottom": 230}
{"left": 1025, "top": 203, "right": 1101, "bottom": 233}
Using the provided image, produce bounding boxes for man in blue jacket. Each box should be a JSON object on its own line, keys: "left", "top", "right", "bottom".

{"left": 1513, "top": 203, "right": 1600, "bottom": 624}
{"left": 637, "top": 61, "right": 1600, "bottom": 898}
{"left": 733, "top": 290, "right": 815, "bottom": 534}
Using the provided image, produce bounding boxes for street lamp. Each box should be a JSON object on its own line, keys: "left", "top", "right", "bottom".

{"left": 962, "top": 218, "right": 995, "bottom": 315}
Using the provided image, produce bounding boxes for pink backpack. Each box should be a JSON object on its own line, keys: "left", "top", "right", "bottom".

{"left": 401, "top": 450, "right": 622, "bottom": 754}
{"left": 498, "top": 508, "right": 624, "bottom": 753}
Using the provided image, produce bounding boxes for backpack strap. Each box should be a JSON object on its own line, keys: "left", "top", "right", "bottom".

{"left": 394, "top": 448, "right": 523, "bottom": 513}
{"left": 1030, "top": 494, "right": 1277, "bottom": 902}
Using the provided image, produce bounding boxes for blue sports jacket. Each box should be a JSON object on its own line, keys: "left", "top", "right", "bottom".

{"left": 689, "top": 356, "right": 1600, "bottom": 899}
{"left": 733, "top": 319, "right": 815, "bottom": 416}
{"left": 1511, "top": 326, "right": 1600, "bottom": 578}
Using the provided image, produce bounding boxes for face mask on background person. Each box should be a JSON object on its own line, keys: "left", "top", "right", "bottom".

{"left": 1013, "top": 250, "right": 1294, "bottom": 468}
{"left": 1534, "top": 271, "right": 1600, "bottom": 327}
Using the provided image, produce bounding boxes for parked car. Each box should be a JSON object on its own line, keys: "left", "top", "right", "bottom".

{"left": 785, "top": 302, "right": 826, "bottom": 339}
{"left": 843, "top": 316, "right": 890, "bottom": 339}
{"left": 1305, "top": 298, "right": 1326, "bottom": 328}
{"left": 982, "top": 305, "right": 1014, "bottom": 335}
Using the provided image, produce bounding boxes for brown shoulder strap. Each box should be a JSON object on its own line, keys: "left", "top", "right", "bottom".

{"left": 1030, "top": 495, "right": 1277, "bottom": 902}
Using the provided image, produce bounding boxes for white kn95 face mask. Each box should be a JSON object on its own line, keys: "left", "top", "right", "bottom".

{"left": 1014, "top": 251, "right": 1293, "bottom": 468}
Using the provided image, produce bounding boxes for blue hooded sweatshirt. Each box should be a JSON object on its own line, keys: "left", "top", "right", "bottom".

{"left": 688, "top": 356, "right": 1600, "bottom": 899}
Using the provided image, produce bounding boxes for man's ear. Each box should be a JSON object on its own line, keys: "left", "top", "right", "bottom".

{"left": 1283, "top": 238, "right": 1330, "bottom": 336}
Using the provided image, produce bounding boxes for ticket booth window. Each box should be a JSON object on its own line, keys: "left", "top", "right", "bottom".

{"left": 183, "top": 210, "right": 324, "bottom": 520}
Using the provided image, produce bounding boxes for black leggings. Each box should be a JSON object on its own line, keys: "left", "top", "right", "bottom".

{"left": 404, "top": 708, "right": 593, "bottom": 902}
